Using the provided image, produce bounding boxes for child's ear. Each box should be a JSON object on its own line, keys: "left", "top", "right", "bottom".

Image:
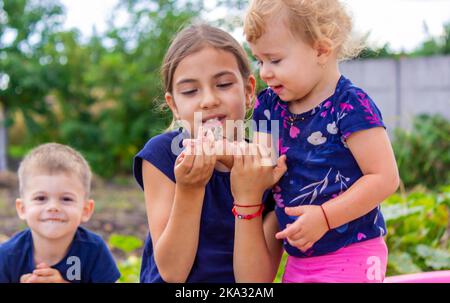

{"left": 165, "top": 92, "right": 180, "bottom": 119}
{"left": 245, "top": 75, "right": 257, "bottom": 110}
{"left": 15, "top": 198, "right": 26, "bottom": 220}
{"left": 81, "top": 199, "right": 95, "bottom": 223}
{"left": 315, "top": 38, "right": 334, "bottom": 65}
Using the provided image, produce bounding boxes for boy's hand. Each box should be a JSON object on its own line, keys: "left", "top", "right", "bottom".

{"left": 275, "top": 205, "right": 329, "bottom": 252}
{"left": 20, "top": 273, "right": 33, "bottom": 283}
{"left": 25, "top": 263, "right": 68, "bottom": 283}
{"left": 230, "top": 142, "right": 287, "bottom": 205}
{"left": 176, "top": 127, "right": 216, "bottom": 189}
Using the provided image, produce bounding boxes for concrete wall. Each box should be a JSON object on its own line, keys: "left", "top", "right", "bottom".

{"left": 340, "top": 55, "right": 450, "bottom": 133}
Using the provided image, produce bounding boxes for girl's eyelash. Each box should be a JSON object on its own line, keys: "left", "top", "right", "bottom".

{"left": 256, "top": 59, "right": 280, "bottom": 66}
{"left": 181, "top": 89, "right": 197, "bottom": 95}
{"left": 180, "top": 83, "right": 232, "bottom": 93}
{"left": 217, "top": 82, "right": 232, "bottom": 88}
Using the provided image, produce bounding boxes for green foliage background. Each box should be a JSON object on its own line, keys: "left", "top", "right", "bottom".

{"left": 1, "top": 0, "right": 449, "bottom": 282}
{"left": 393, "top": 115, "right": 450, "bottom": 189}
{"left": 2, "top": 0, "right": 450, "bottom": 177}
{"left": 2, "top": 0, "right": 207, "bottom": 176}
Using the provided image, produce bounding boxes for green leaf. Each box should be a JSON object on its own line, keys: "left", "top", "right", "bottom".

{"left": 117, "top": 255, "right": 141, "bottom": 283}
{"left": 388, "top": 252, "right": 422, "bottom": 274}
{"left": 416, "top": 245, "right": 450, "bottom": 270}
{"left": 109, "top": 234, "right": 143, "bottom": 254}
{"left": 382, "top": 204, "right": 424, "bottom": 222}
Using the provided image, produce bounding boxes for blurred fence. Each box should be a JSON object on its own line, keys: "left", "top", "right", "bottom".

{"left": 340, "top": 55, "right": 450, "bottom": 134}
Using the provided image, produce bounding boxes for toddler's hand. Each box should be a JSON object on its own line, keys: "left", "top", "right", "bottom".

{"left": 26, "top": 263, "right": 68, "bottom": 283}
{"left": 275, "top": 205, "right": 329, "bottom": 252}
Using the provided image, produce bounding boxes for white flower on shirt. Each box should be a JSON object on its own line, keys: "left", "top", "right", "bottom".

{"left": 326, "top": 122, "right": 338, "bottom": 134}
{"left": 307, "top": 131, "right": 327, "bottom": 145}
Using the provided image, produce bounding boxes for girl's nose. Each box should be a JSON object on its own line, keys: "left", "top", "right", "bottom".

{"left": 200, "top": 89, "right": 220, "bottom": 109}
{"left": 260, "top": 64, "right": 273, "bottom": 81}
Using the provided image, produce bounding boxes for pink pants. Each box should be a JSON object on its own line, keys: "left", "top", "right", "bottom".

{"left": 283, "top": 237, "right": 388, "bottom": 283}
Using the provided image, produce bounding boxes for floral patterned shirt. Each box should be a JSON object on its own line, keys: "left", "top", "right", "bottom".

{"left": 253, "top": 75, "right": 387, "bottom": 257}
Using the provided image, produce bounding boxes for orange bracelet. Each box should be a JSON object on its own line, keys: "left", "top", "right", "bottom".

{"left": 232, "top": 204, "right": 265, "bottom": 220}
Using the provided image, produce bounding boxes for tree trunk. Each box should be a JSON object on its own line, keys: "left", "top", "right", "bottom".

{"left": 0, "top": 103, "right": 8, "bottom": 172}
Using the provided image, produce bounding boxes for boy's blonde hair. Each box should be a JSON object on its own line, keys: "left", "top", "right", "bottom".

{"left": 244, "top": 0, "right": 364, "bottom": 61}
{"left": 18, "top": 143, "right": 92, "bottom": 199}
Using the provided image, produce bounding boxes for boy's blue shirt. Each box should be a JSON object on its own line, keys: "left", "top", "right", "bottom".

{"left": 0, "top": 226, "right": 120, "bottom": 283}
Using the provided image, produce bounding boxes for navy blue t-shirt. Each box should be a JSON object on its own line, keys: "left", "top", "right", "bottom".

{"left": 253, "top": 75, "right": 387, "bottom": 258}
{"left": 0, "top": 226, "right": 120, "bottom": 283}
{"left": 133, "top": 130, "right": 274, "bottom": 283}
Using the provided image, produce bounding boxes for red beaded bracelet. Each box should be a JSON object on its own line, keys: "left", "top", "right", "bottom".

{"left": 233, "top": 202, "right": 262, "bottom": 208}
{"left": 232, "top": 204, "right": 265, "bottom": 220}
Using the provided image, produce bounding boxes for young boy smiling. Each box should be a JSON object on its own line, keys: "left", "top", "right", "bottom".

{"left": 0, "top": 143, "right": 120, "bottom": 283}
